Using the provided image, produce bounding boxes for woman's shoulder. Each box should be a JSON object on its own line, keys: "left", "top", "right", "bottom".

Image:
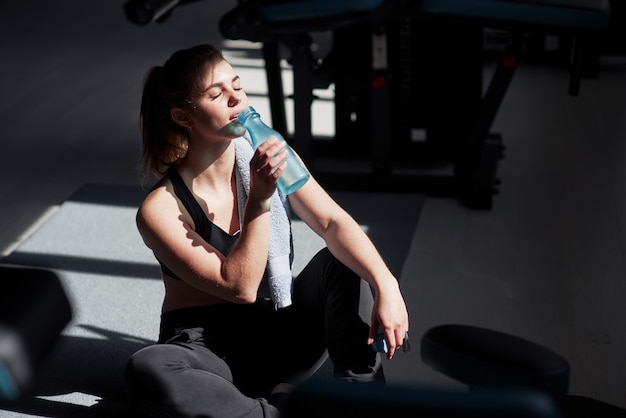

{"left": 137, "top": 177, "right": 178, "bottom": 224}
{"left": 142, "top": 175, "right": 173, "bottom": 203}
{"left": 136, "top": 175, "right": 198, "bottom": 246}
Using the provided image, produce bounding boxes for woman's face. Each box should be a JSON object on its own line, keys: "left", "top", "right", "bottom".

{"left": 185, "top": 59, "right": 249, "bottom": 140}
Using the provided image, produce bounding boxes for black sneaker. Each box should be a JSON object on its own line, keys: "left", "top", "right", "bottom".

{"left": 333, "top": 352, "right": 385, "bottom": 384}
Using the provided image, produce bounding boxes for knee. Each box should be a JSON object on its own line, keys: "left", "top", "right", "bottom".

{"left": 124, "top": 344, "right": 194, "bottom": 399}
{"left": 124, "top": 343, "right": 234, "bottom": 398}
{"left": 124, "top": 344, "right": 183, "bottom": 416}
{"left": 124, "top": 345, "right": 164, "bottom": 397}
{"left": 314, "top": 247, "right": 358, "bottom": 281}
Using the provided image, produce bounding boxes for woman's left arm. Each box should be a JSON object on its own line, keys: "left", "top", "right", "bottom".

{"left": 289, "top": 177, "right": 410, "bottom": 359}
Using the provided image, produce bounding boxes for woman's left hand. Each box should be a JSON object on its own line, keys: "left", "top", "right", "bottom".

{"left": 369, "top": 280, "right": 410, "bottom": 359}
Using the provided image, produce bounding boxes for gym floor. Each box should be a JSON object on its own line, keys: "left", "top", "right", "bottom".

{"left": 1, "top": 0, "right": 625, "bottom": 411}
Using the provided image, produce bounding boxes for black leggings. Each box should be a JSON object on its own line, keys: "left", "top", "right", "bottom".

{"left": 124, "top": 248, "right": 380, "bottom": 418}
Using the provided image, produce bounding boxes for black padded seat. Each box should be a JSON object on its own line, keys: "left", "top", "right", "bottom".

{"left": 0, "top": 265, "right": 72, "bottom": 400}
{"left": 421, "top": 324, "right": 571, "bottom": 397}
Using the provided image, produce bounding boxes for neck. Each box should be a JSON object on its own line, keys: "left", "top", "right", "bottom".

{"left": 179, "top": 140, "right": 236, "bottom": 190}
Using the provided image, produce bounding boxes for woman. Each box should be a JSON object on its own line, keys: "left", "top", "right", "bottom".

{"left": 124, "top": 44, "right": 409, "bottom": 418}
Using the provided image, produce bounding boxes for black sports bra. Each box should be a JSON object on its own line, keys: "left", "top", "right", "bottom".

{"left": 157, "top": 166, "right": 240, "bottom": 280}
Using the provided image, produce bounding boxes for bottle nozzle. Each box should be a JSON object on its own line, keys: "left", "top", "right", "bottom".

{"left": 237, "top": 106, "right": 257, "bottom": 124}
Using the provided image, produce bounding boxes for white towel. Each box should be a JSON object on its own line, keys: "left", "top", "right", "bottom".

{"left": 234, "top": 135, "right": 294, "bottom": 309}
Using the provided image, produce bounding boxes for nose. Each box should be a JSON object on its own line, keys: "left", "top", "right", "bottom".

{"left": 228, "top": 89, "right": 243, "bottom": 107}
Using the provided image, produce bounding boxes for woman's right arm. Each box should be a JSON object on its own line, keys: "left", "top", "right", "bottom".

{"left": 136, "top": 139, "right": 287, "bottom": 304}
{"left": 136, "top": 184, "right": 269, "bottom": 303}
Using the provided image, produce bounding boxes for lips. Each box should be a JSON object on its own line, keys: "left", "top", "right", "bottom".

{"left": 231, "top": 108, "right": 245, "bottom": 121}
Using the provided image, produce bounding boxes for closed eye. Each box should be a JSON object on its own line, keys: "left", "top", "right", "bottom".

{"left": 204, "top": 76, "right": 242, "bottom": 100}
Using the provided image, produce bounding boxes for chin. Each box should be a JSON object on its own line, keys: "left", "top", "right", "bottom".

{"left": 220, "top": 120, "right": 247, "bottom": 137}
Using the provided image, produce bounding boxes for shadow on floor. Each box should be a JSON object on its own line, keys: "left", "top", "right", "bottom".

{"left": 0, "top": 326, "right": 153, "bottom": 418}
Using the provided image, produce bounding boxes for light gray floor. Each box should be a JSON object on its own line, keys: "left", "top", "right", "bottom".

{"left": 0, "top": 183, "right": 423, "bottom": 417}
{"left": 1, "top": 0, "right": 626, "bottom": 414}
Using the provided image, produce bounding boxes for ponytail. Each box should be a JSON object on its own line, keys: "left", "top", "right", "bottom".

{"left": 138, "top": 66, "right": 187, "bottom": 183}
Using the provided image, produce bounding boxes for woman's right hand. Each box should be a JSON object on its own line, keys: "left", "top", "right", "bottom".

{"left": 248, "top": 137, "right": 287, "bottom": 202}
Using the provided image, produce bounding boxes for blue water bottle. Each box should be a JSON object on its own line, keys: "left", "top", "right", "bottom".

{"left": 237, "top": 106, "right": 310, "bottom": 195}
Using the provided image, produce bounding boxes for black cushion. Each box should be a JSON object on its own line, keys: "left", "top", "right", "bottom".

{"left": 421, "top": 324, "right": 570, "bottom": 397}
{"left": 0, "top": 265, "right": 72, "bottom": 400}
